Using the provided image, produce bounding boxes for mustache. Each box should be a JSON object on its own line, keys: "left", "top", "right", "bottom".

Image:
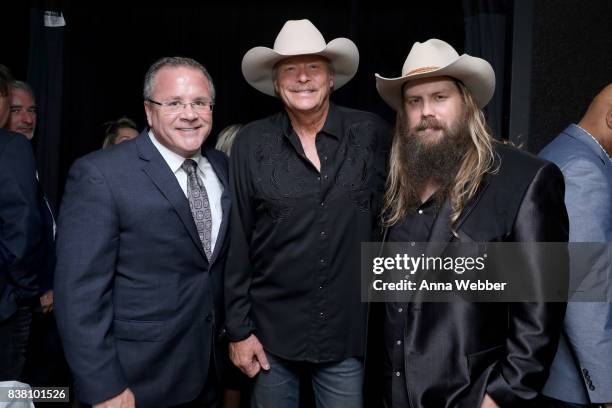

{"left": 414, "top": 117, "right": 447, "bottom": 132}
{"left": 287, "top": 85, "right": 316, "bottom": 92}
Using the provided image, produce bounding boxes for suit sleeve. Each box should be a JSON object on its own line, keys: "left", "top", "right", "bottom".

{"left": 224, "top": 130, "right": 258, "bottom": 342}
{"left": 54, "top": 157, "right": 128, "bottom": 404}
{"left": 36, "top": 197, "right": 56, "bottom": 294}
{"left": 0, "top": 134, "right": 42, "bottom": 319}
{"left": 559, "top": 158, "right": 612, "bottom": 403}
{"left": 486, "top": 162, "right": 569, "bottom": 405}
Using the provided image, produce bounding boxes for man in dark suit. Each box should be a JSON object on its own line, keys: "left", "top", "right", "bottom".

{"left": 374, "top": 39, "right": 568, "bottom": 407}
{"left": 0, "top": 65, "right": 43, "bottom": 381}
{"left": 55, "top": 57, "right": 229, "bottom": 407}
{"left": 3, "top": 79, "right": 70, "bottom": 399}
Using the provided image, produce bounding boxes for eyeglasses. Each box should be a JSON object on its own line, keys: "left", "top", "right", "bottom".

{"left": 147, "top": 98, "right": 214, "bottom": 114}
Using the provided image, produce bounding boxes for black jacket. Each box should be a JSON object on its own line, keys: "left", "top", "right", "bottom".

{"left": 0, "top": 130, "right": 42, "bottom": 320}
{"left": 370, "top": 143, "right": 569, "bottom": 407}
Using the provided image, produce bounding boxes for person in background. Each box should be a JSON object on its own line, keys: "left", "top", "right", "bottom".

{"left": 215, "top": 124, "right": 242, "bottom": 156}
{"left": 539, "top": 83, "right": 612, "bottom": 408}
{"left": 101, "top": 116, "right": 139, "bottom": 148}
{"left": 4, "top": 79, "right": 54, "bottom": 315}
{"left": 4, "top": 77, "right": 71, "bottom": 406}
{"left": 7, "top": 80, "right": 37, "bottom": 140}
{"left": 0, "top": 65, "right": 42, "bottom": 387}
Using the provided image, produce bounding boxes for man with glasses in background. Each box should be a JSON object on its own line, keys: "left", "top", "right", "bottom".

{"left": 55, "top": 57, "right": 230, "bottom": 408}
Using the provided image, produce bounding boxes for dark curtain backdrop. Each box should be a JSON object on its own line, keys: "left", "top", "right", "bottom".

{"left": 4, "top": 2, "right": 472, "bottom": 209}
{"left": 528, "top": 0, "right": 612, "bottom": 154}
{"left": 27, "top": 7, "right": 65, "bottom": 208}
{"left": 463, "top": 0, "right": 513, "bottom": 138}
{"left": 5, "top": 2, "right": 611, "bottom": 212}
{"left": 2, "top": 3, "right": 611, "bottom": 407}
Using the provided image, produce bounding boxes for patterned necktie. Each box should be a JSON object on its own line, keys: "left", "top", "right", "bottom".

{"left": 181, "top": 159, "right": 213, "bottom": 259}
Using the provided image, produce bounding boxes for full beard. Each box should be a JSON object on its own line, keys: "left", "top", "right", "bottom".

{"left": 399, "top": 114, "right": 472, "bottom": 210}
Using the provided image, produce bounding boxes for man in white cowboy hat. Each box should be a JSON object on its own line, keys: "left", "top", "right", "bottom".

{"left": 224, "top": 19, "right": 389, "bottom": 407}
{"left": 375, "top": 39, "right": 568, "bottom": 407}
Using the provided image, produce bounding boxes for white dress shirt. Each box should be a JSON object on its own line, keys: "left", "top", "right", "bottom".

{"left": 149, "top": 131, "right": 224, "bottom": 254}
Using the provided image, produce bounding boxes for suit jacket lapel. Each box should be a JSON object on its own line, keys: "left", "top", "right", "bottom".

{"left": 203, "top": 146, "right": 230, "bottom": 264}
{"left": 135, "top": 132, "right": 207, "bottom": 260}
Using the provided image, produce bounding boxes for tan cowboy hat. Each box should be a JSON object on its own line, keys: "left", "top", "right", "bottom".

{"left": 241, "top": 19, "right": 359, "bottom": 96}
{"left": 375, "top": 39, "right": 495, "bottom": 110}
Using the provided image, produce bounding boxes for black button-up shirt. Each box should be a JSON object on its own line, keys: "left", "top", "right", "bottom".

{"left": 225, "top": 104, "right": 389, "bottom": 362}
{"left": 384, "top": 198, "right": 438, "bottom": 407}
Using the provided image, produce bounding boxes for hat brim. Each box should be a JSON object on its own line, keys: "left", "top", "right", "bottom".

{"left": 375, "top": 54, "right": 495, "bottom": 110}
{"left": 242, "top": 38, "right": 359, "bottom": 97}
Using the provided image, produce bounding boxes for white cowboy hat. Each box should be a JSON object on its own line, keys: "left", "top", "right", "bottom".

{"left": 241, "top": 19, "right": 359, "bottom": 96}
{"left": 375, "top": 39, "right": 495, "bottom": 110}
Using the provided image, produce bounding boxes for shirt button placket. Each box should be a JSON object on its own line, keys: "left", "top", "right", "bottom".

{"left": 315, "top": 149, "right": 329, "bottom": 361}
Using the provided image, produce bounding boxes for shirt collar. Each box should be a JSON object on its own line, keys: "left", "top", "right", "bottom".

{"left": 565, "top": 124, "right": 611, "bottom": 164}
{"left": 281, "top": 102, "right": 343, "bottom": 140}
{"left": 320, "top": 103, "right": 343, "bottom": 140}
{"left": 148, "top": 129, "right": 202, "bottom": 174}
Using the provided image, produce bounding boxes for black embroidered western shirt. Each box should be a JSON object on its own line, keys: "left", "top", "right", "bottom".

{"left": 225, "top": 103, "right": 390, "bottom": 362}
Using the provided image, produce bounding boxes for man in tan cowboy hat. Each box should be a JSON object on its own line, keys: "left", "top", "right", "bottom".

{"left": 375, "top": 39, "right": 568, "bottom": 407}
{"left": 224, "top": 19, "right": 389, "bottom": 407}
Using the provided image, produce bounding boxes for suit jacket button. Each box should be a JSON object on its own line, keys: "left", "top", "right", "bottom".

{"left": 589, "top": 385, "right": 595, "bottom": 391}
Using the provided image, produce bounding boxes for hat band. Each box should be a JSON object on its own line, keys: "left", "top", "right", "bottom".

{"left": 405, "top": 66, "right": 441, "bottom": 76}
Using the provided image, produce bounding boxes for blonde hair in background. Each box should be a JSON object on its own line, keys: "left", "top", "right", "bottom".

{"left": 382, "top": 80, "right": 498, "bottom": 230}
{"left": 215, "top": 124, "right": 242, "bottom": 156}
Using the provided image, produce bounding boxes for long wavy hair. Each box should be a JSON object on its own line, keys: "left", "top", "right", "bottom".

{"left": 382, "top": 80, "right": 498, "bottom": 229}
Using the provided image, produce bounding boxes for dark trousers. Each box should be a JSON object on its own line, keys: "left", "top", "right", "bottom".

{"left": 172, "top": 369, "right": 219, "bottom": 408}
{"left": 0, "top": 306, "right": 32, "bottom": 380}
{"left": 21, "top": 310, "right": 73, "bottom": 407}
